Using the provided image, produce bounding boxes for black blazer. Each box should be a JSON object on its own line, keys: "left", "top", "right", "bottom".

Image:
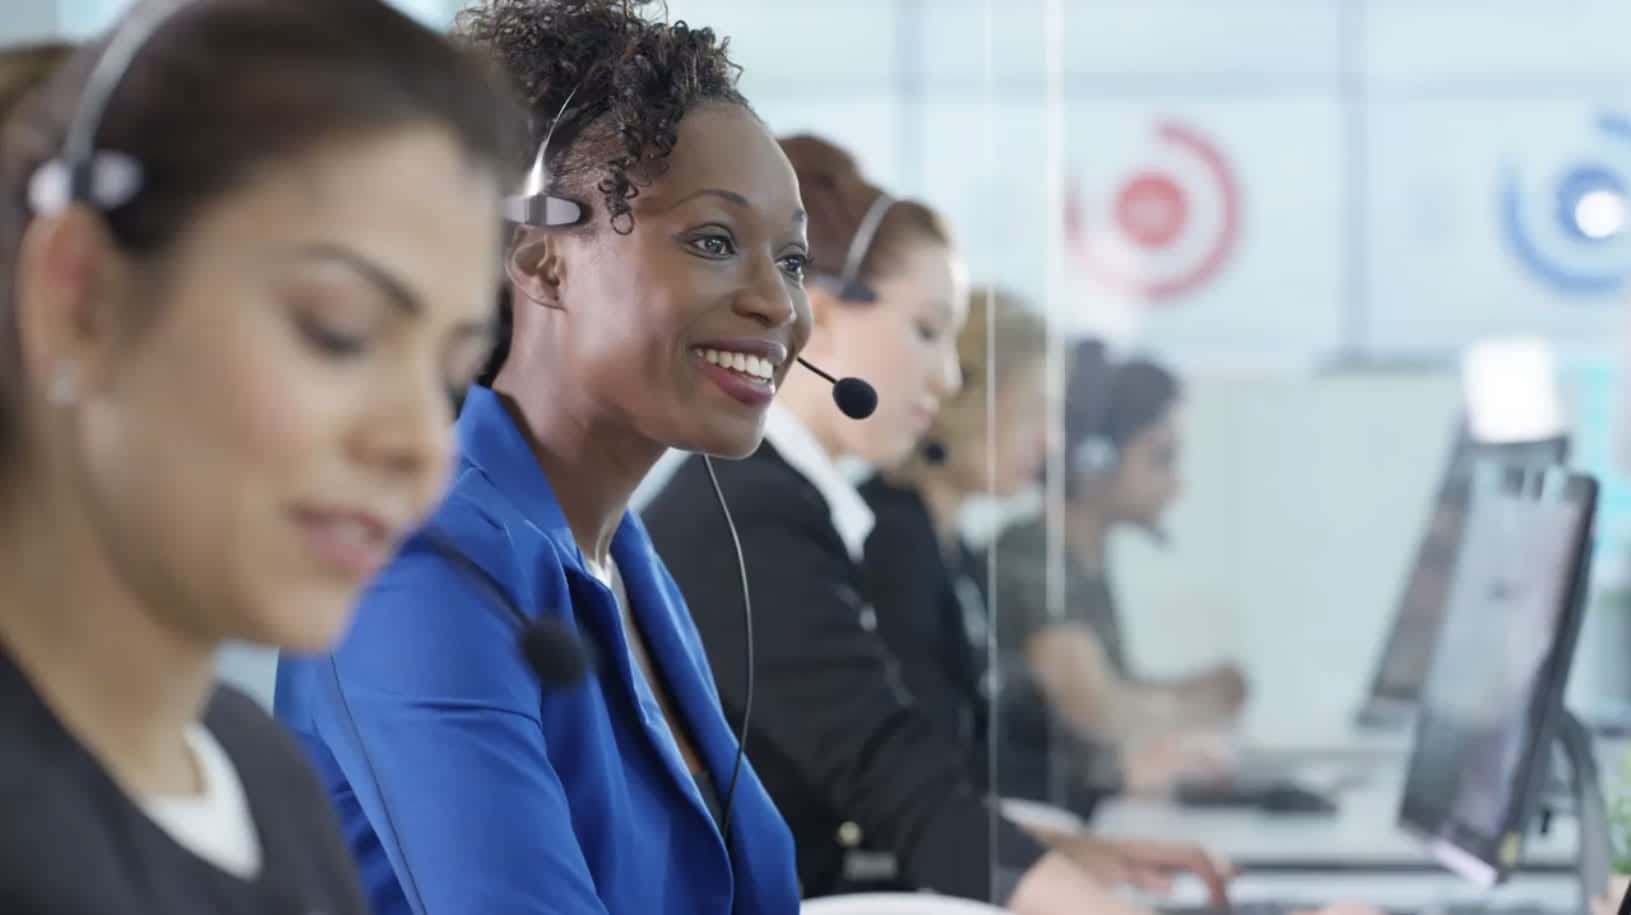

{"left": 642, "top": 445, "right": 1045, "bottom": 902}
{"left": 856, "top": 477, "right": 987, "bottom": 755}
{"left": 859, "top": 476, "right": 1111, "bottom": 816}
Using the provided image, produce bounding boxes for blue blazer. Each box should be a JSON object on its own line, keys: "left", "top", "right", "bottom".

{"left": 274, "top": 387, "right": 800, "bottom": 915}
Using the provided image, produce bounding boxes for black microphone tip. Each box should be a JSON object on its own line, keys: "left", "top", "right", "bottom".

{"left": 922, "top": 441, "right": 947, "bottom": 464}
{"left": 832, "top": 377, "right": 877, "bottom": 420}
{"left": 520, "top": 618, "right": 595, "bottom": 688}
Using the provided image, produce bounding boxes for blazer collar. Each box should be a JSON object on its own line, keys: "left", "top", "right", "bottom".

{"left": 457, "top": 386, "right": 647, "bottom": 579}
{"left": 762, "top": 404, "right": 874, "bottom": 561}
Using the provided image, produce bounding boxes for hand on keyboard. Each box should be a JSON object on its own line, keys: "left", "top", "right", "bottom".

{"left": 1053, "top": 835, "right": 1236, "bottom": 907}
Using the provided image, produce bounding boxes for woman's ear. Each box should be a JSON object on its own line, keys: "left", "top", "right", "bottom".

{"left": 505, "top": 225, "right": 566, "bottom": 311}
{"left": 14, "top": 206, "right": 131, "bottom": 402}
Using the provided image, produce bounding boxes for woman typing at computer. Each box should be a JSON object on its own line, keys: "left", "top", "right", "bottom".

{"left": 857, "top": 287, "right": 1113, "bottom": 813}
{"left": 991, "top": 340, "right": 1249, "bottom": 792}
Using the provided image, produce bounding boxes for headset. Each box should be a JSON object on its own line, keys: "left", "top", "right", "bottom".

{"left": 1062, "top": 340, "right": 1122, "bottom": 484}
{"left": 25, "top": 0, "right": 180, "bottom": 217}
{"left": 1070, "top": 433, "right": 1120, "bottom": 481}
{"left": 1064, "top": 346, "right": 1179, "bottom": 547}
{"left": 808, "top": 190, "right": 894, "bottom": 304}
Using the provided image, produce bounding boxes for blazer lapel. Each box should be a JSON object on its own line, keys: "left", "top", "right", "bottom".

{"left": 613, "top": 516, "right": 743, "bottom": 841}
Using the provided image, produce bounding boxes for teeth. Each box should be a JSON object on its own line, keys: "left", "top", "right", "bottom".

{"left": 698, "top": 348, "right": 774, "bottom": 382}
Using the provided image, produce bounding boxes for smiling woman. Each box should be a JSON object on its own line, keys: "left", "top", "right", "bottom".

{"left": 496, "top": 101, "right": 813, "bottom": 459}
{"left": 272, "top": 1, "right": 810, "bottom": 913}
{"left": 0, "top": 0, "right": 522, "bottom": 912}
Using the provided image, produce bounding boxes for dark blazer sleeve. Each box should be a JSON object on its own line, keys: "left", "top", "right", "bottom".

{"left": 648, "top": 455, "right": 1045, "bottom": 902}
{"left": 206, "top": 687, "right": 371, "bottom": 915}
{"left": 859, "top": 496, "right": 972, "bottom": 744}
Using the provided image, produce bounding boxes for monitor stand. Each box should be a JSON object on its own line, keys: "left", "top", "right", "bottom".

{"left": 1542, "top": 711, "right": 1612, "bottom": 915}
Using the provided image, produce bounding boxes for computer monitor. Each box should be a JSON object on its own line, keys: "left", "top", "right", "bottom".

{"left": 1356, "top": 425, "right": 1571, "bottom": 727}
{"left": 1397, "top": 463, "right": 1597, "bottom": 888}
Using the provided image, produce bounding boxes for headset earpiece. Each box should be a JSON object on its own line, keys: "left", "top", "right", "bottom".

{"left": 1071, "top": 435, "right": 1119, "bottom": 480}
{"left": 26, "top": 0, "right": 192, "bottom": 219}
{"left": 504, "top": 83, "right": 590, "bottom": 230}
{"left": 27, "top": 153, "right": 142, "bottom": 216}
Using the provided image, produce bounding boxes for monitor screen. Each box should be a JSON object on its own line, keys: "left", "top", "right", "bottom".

{"left": 1365, "top": 428, "right": 1570, "bottom": 709}
{"left": 1397, "top": 465, "right": 1596, "bottom": 886}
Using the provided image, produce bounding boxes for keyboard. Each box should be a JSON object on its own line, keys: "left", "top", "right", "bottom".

{"left": 1173, "top": 779, "right": 1340, "bottom": 815}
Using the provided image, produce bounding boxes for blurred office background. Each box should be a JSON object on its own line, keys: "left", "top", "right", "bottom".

{"left": 21, "top": 0, "right": 1631, "bottom": 744}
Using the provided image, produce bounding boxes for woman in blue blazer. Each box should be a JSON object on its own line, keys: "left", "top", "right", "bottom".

{"left": 274, "top": 1, "right": 807, "bottom": 912}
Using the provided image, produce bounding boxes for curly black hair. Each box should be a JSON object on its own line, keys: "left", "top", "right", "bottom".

{"left": 455, "top": 0, "right": 748, "bottom": 235}
{"left": 456, "top": 0, "right": 749, "bottom": 388}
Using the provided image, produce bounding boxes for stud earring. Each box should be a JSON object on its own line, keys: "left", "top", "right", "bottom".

{"left": 47, "top": 363, "right": 79, "bottom": 405}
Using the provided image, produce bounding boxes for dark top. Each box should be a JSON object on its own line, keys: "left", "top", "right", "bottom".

{"left": 643, "top": 446, "right": 1046, "bottom": 904}
{"left": 0, "top": 649, "right": 367, "bottom": 915}
{"left": 990, "top": 517, "right": 1128, "bottom": 674}
{"left": 860, "top": 477, "right": 1111, "bottom": 815}
{"left": 857, "top": 476, "right": 989, "bottom": 751}
{"left": 986, "top": 516, "right": 1130, "bottom": 793}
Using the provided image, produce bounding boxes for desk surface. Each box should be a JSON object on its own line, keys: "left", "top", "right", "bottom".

{"left": 1093, "top": 757, "right": 1577, "bottom": 873}
{"left": 1238, "top": 723, "right": 1417, "bottom": 760}
{"left": 1153, "top": 870, "right": 1583, "bottom": 911}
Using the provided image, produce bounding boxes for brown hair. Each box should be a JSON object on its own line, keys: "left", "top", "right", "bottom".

{"left": 891, "top": 287, "right": 1048, "bottom": 483}
{"left": 0, "top": 42, "right": 71, "bottom": 121}
{"left": 777, "top": 134, "right": 952, "bottom": 298}
{"left": 1100, "top": 357, "right": 1181, "bottom": 448}
{"left": 0, "top": 0, "right": 525, "bottom": 441}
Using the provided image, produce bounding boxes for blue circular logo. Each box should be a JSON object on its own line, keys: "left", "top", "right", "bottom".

{"left": 1500, "top": 112, "right": 1631, "bottom": 297}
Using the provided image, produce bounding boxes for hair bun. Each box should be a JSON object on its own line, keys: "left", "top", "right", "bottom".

{"left": 456, "top": 0, "right": 745, "bottom": 233}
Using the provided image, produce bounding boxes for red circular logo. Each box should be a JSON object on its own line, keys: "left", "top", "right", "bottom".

{"left": 1115, "top": 172, "right": 1188, "bottom": 248}
{"left": 1066, "top": 120, "right": 1242, "bottom": 302}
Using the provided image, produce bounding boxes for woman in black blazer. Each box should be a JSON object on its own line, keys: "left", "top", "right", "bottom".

{"left": 856, "top": 288, "right": 1114, "bottom": 814}
{"left": 643, "top": 135, "right": 1228, "bottom": 915}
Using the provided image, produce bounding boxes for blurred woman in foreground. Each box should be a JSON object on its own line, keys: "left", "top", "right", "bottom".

{"left": 0, "top": 1, "right": 520, "bottom": 909}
